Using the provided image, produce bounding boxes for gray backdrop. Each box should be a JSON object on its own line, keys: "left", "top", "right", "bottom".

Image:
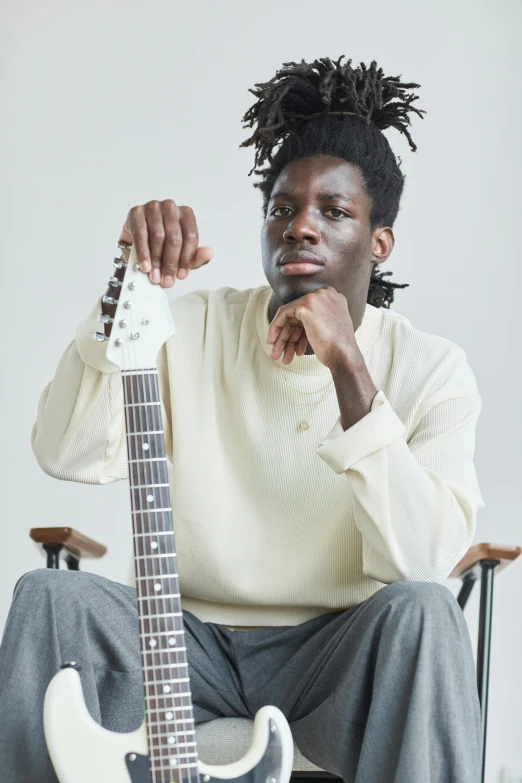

{"left": 1, "top": 1, "right": 520, "bottom": 781}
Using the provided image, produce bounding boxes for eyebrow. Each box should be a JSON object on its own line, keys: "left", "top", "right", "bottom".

{"left": 270, "top": 190, "right": 354, "bottom": 203}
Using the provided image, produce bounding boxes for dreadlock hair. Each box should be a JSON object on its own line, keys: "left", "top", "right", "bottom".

{"left": 240, "top": 56, "right": 426, "bottom": 308}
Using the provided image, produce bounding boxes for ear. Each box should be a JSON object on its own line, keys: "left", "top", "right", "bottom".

{"left": 371, "top": 226, "right": 395, "bottom": 264}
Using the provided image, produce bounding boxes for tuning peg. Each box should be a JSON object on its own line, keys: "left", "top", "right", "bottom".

{"left": 98, "top": 314, "right": 114, "bottom": 324}
{"left": 117, "top": 241, "right": 132, "bottom": 250}
{"left": 113, "top": 255, "right": 128, "bottom": 269}
{"left": 93, "top": 332, "right": 109, "bottom": 342}
{"left": 102, "top": 295, "right": 118, "bottom": 306}
{"left": 108, "top": 276, "right": 123, "bottom": 288}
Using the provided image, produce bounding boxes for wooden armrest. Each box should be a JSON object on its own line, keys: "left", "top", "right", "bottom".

{"left": 29, "top": 527, "right": 107, "bottom": 560}
{"left": 449, "top": 542, "right": 521, "bottom": 578}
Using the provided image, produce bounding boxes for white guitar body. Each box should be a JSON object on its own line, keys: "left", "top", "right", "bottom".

{"left": 43, "top": 245, "right": 295, "bottom": 783}
{"left": 45, "top": 668, "right": 293, "bottom": 783}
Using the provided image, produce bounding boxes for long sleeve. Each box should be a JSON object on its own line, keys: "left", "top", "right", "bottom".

{"left": 315, "top": 348, "right": 485, "bottom": 584}
{"left": 31, "top": 294, "right": 171, "bottom": 484}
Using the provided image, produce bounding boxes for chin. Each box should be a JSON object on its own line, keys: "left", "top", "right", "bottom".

{"left": 278, "top": 279, "right": 327, "bottom": 304}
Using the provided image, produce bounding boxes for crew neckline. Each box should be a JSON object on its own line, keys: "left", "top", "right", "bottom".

{"left": 254, "top": 285, "right": 384, "bottom": 377}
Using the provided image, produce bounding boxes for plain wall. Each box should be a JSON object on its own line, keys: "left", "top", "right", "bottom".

{"left": 1, "top": 1, "right": 520, "bottom": 780}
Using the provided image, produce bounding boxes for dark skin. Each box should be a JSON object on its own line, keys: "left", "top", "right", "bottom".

{"left": 262, "top": 154, "right": 395, "bottom": 428}
{"left": 109, "top": 154, "right": 395, "bottom": 430}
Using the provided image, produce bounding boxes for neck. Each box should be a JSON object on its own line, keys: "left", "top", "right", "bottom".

{"left": 268, "top": 290, "right": 365, "bottom": 356}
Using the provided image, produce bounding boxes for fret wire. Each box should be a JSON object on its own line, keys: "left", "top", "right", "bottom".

{"left": 124, "top": 401, "right": 161, "bottom": 407}
{"left": 129, "top": 457, "right": 167, "bottom": 463}
{"left": 143, "top": 676, "right": 190, "bottom": 683}
{"left": 152, "top": 730, "right": 195, "bottom": 736}
{"left": 153, "top": 734, "right": 195, "bottom": 741}
{"left": 153, "top": 732, "right": 196, "bottom": 744}
{"left": 153, "top": 744, "right": 198, "bottom": 750}
{"left": 127, "top": 431, "right": 164, "bottom": 436}
{"left": 122, "top": 369, "right": 158, "bottom": 375}
{"left": 152, "top": 752, "right": 198, "bottom": 760}
{"left": 136, "top": 574, "right": 178, "bottom": 579}
{"left": 131, "top": 483, "right": 170, "bottom": 489}
{"left": 152, "top": 765, "right": 199, "bottom": 772}
{"left": 133, "top": 531, "right": 174, "bottom": 536}
{"left": 147, "top": 717, "right": 194, "bottom": 725}
{"left": 132, "top": 509, "right": 172, "bottom": 515}
{"left": 143, "top": 665, "right": 188, "bottom": 672}
{"left": 140, "top": 612, "right": 182, "bottom": 618}
{"left": 141, "top": 630, "right": 185, "bottom": 637}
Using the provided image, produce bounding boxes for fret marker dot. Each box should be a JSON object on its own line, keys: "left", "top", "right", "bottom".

{"left": 146, "top": 494, "right": 154, "bottom": 503}
{"left": 168, "top": 736, "right": 176, "bottom": 745}
{"left": 154, "top": 583, "right": 162, "bottom": 592}
{"left": 142, "top": 443, "right": 149, "bottom": 450}
{"left": 163, "top": 685, "right": 171, "bottom": 693}
{"left": 149, "top": 639, "right": 157, "bottom": 648}
{"left": 170, "top": 759, "right": 178, "bottom": 767}
{"left": 166, "top": 711, "right": 174, "bottom": 720}
{"left": 151, "top": 541, "right": 158, "bottom": 550}
{"left": 168, "top": 637, "right": 176, "bottom": 646}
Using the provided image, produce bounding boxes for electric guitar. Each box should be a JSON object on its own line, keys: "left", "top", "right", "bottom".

{"left": 43, "top": 246, "right": 294, "bottom": 782}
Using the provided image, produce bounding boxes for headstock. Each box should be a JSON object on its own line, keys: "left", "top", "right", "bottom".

{"left": 94, "top": 245, "right": 176, "bottom": 371}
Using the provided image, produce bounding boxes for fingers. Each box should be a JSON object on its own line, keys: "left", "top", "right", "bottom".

{"left": 174, "top": 206, "right": 199, "bottom": 281}
{"left": 270, "top": 322, "right": 305, "bottom": 363}
{"left": 127, "top": 205, "right": 151, "bottom": 272}
{"left": 124, "top": 200, "right": 214, "bottom": 287}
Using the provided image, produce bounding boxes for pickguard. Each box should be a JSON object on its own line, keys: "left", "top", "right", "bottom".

{"left": 124, "top": 717, "right": 283, "bottom": 783}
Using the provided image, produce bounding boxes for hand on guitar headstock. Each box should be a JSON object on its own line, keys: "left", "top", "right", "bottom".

{"left": 101, "top": 199, "right": 213, "bottom": 339}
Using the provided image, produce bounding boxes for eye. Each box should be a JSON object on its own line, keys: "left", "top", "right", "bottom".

{"left": 271, "top": 206, "right": 292, "bottom": 217}
{"left": 325, "top": 208, "right": 348, "bottom": 218}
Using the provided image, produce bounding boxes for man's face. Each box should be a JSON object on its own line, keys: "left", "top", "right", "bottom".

{"left": 261, "top": 155, "right": 380, "bottom": 305}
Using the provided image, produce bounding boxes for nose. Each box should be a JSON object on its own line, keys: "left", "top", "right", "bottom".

{"left": 282, "top": 209, "right": 320, "bottom": 244}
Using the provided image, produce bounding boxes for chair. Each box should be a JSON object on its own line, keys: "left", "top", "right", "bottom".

{"left": 30, "top": 527, "right": 522, "bottom": 783}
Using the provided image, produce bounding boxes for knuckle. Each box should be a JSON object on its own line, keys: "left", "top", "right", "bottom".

{"left": 149, "top": 227, "right": 165, "bottom": 241}
{"left": 166, "top": 231, "right": 183, "bottom": 247}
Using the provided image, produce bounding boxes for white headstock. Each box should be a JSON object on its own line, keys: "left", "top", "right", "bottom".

{"left": 104, "top": 245, "right": 176, "bottom": 371}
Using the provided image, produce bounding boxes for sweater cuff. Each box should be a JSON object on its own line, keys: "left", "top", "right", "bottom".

{"left": 315, "top": 390, "right": 406, "bottom": 474}
{"left": 75, "top": 295, "right": 121, "bottom": 374}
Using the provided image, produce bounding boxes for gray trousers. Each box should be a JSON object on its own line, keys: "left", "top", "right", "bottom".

{"left": 0, "top": 569, "right": 482, "bottom": 783}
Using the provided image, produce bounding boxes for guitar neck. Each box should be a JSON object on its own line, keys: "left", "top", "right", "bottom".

{"left": 123, "top": 368, "right": 199, "bottom": 779}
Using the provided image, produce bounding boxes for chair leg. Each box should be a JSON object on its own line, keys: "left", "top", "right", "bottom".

{"left": 476, "top": 559, "right": 500, "bottom": 783}
{"left": 457, "top": 571, "right": 478, "bottom": 610}
{"left": 43, "top": 544, "right": 63, "bottom": 569}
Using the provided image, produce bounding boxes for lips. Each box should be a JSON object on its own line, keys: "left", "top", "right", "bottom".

{"left": 278, "top": 250, "right": 325, "bottom": 266}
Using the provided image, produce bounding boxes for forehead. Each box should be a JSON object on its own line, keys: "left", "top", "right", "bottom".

{"left": 270, "top": 155, "right": 369, "bottom": 205}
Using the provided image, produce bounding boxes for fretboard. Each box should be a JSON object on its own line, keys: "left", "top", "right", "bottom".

{"left": 123, "top": 368, "right": 200, "bottom": 782}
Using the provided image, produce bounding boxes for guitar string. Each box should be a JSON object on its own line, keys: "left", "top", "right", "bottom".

{"left": 149, "top": 348, "right": 194, "bottom": 781}
{"left": 126, "top": 330, "right": 155, "bottom": 782}
{"left": 148, "top": 364, "right": 182, "bottom": 779}
{"left": 128, "top": 283, "right": 164, "bottom": 783}
{"left": 144, "top": 362, "right": 173, "bottom": 779}
{"left": 125, "top": 252, "right": 197, "bottom": 782}
{"left": 134, "top": 270, "right": 191, "bottom": 782}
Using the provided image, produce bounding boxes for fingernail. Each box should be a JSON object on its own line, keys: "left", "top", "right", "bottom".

{"left": 163, "top": 275, "right": 174, "bottom": 287}
{"left": 141, "top": 259, "right": 151, "bottom": 273}
{"left": 177, "top": 269, "right": 187, "bottom": 280}
{"left": 151, "top": 268, "right": 161, "bottom": 284}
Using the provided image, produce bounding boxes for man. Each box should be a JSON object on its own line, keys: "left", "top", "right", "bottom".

{"left": 1, "top": 56, "right": 484, "bottom": 781}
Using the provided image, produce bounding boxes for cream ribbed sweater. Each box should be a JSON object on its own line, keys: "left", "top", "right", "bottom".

{"left": 31, "top": 284, "right": 485, "bottom": 628}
